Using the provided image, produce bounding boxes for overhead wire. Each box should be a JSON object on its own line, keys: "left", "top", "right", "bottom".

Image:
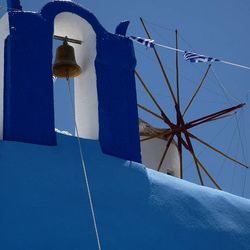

{"left": 230, "top": 139, "right": 240, "bottom": 193}
{"left": 210, "top": 67, "right": 241, "bottom": 105}
{"left": 242, "top": 93, "right": 250, "bottom": 196}
{"left": 139, "top": 21, "right": 235, "bottom": 107}
{"left": 139, "top": 19, "right": 249, "bottom": 195}
{"left": 216, "top": 124, "right": 238, "bottom": 181}
{"left": 186, "top": 118, "right": 233, "bottom": 178}
{"left": 135, "top": 40, "right": 228, "bottom": 108}
{"left": 141, "top": 19, "right": 242, "bottom": 113}
{"left": 235, "top": 110, "right": 249, "bottom": 196}
{"left": 178, "top": 26, "right": 249, "bottom": 181}
{"left": 211, "top": 68, "right": 249, "bottom": 196}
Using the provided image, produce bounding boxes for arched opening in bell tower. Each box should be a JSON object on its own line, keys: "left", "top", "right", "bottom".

{"left": 53, "top": 12, "right": 99, "bottom": 139}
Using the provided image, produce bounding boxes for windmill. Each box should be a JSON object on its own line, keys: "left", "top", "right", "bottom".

{"left": 136, "top": 18, "right": 248, "bottom": 190}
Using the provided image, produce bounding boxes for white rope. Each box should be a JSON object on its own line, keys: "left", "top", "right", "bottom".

{"left": 132, "top": 37, "right": 250, "bottom": 70}
{"left": 220, "top": 60, "right": 250, "bottom": 70}
{"left": 2, "top": 3, "right": 250, "bottom": 71}
{"left": 66, "top": 78, "right": 102, "bottom": 250}
{"left": 155, "top": 43, "right": 250, "bottom": 70}
{"left": 154, "top": 42, "right": 185, "bottom": 53}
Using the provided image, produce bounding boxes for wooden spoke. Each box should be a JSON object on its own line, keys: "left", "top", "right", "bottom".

{"left": 183, "top": 64, "right": 211, "bottom": 116}
{"left": 195, "top": 156, "right": 222, "bottom": 190}
{"left": 140, "top": 134, "right": 159, "bottom": 142}
{"left": 139, "top": 19, "right": 184, "bottom": 135}
{"left": 136, "top": 21, "right": 244, "bottom": 191}
{"left": 135, "top": 70, "right": 173, "bottom": 128}
{"left": 157, "top": 134, "right": 175, "bottom": 171}
{"left": 191, "top": 112, "right": 236, "bottom": 128}
{"left": 175, "top": 30, "right": 180, "bottom": 107}
{"left": 140, "top": 130, "right": 172, "bottom": 142}
{"left": 187, "top": 103, "right": 245, "bottom": 129}
{"left": 180, "top": 137, "right": 189, "bottom": 150}
{"left": 135, "top": 70, "right": 163, "bottom": 113}
{"left": 209, "top": 113, "right": 235, "bottom": 122}
{"left": 140, "top": 17, "right": 178, "bottom": 106}
{"left": 177, "top": 133, "right": 183, "bottom": 179}
{"left": 184, "top": 132, "right": 204, "bottom": 185}
{"left": 175, "top": 30, "right": 183, "bottom": 179}
{"left": 138, "top": 104, "right": 163, "bottom": 121}
{"left": 188, "top": 132, "right": 248, "bottom": 168}
{"left": 184, "top": 131, "right": 221, "bottom": 189}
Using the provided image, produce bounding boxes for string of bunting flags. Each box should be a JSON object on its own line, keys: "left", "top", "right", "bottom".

{"left": 0, "top": 4, "right": 249, "bottom": 70}
{"left": 129, "top": 36, "right": 250, "bottom": 70}
{"left": 183, "top": 52, "right": 220, "bottom": 63}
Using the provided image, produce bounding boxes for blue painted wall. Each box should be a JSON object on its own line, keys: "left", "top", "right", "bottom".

{"left": 0, "top": 133, "right": 249, "bottom": 249}
{"left": 4, "top": 11, "right": 56, "bottom": 145}
{"left": 4, "top": 1, "right": 141, "bottom": 162}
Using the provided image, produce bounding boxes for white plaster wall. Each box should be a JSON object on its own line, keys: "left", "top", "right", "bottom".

{"left": 54, "top": 12, "right": 99, "bottom": 139}
{"left": 141, "top": 137, "right": 180, "bottom": 177}
{"left": 0, "top": 14, "right": 9, "bottom": 140}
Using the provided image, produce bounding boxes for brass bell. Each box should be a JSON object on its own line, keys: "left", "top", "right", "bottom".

{"left": 53, "top": 38, "right": 81, "bottom": 78}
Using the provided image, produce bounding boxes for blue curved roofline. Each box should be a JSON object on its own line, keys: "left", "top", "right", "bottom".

{"left": 40, "top": 1, "right": 108, "bottom": 37}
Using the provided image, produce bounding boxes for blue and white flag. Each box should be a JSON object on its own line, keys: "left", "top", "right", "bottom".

{"left": 129, "top": 36, "right": 155, "bottom": 48}
{"left": 128, "top": 35, "right": 250, "bottom": 70}
{"left": 184, "top": 51, "right": 220, "bottom": 63}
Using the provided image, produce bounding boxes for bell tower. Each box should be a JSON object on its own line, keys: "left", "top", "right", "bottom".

{"left": 1, "top": 0, "right": 141, "bottom": 162}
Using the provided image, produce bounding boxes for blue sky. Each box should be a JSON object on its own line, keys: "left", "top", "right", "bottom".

{"left": 1, "top": 0, "right": 250, "bottom": 198}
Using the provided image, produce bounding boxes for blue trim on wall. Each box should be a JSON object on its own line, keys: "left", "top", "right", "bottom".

{"left": 4, "top": 0, "right": 141, "bottom": 162}
{"left": 41, "top": 1, "right": 107, "bottom": 37}
{"left": 4, "top": 11, "right": 56, "bottom": 145}
{"left": 7, "top": 0, "right": 22, "bottom": 11}
{"left": 115, "top": 21, "right": 130, "bottom": 36}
